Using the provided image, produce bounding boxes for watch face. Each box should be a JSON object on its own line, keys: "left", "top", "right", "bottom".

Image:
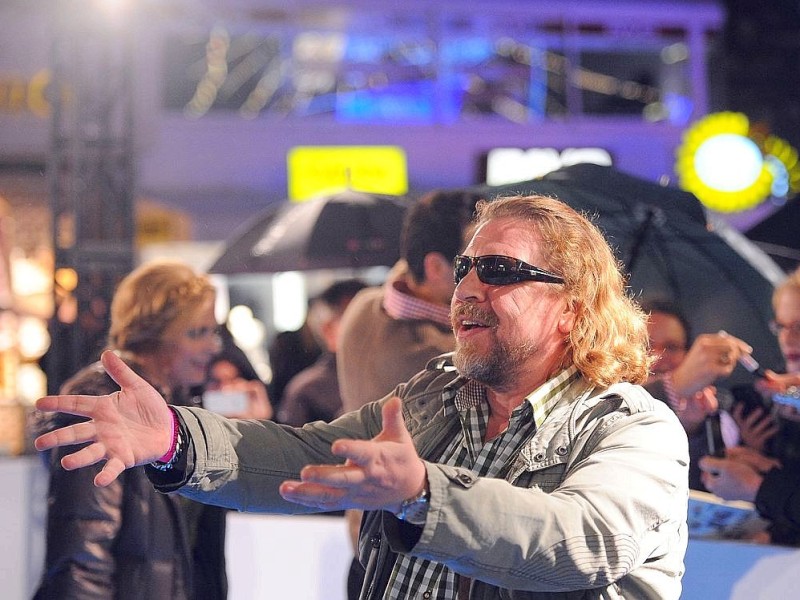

{"left": 399, "top": 490, "right": 429, "bottom": 525}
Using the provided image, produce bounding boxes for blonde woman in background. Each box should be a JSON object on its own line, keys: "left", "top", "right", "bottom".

{"left": 34, "top": 259, "right": 229, "bottom": 600}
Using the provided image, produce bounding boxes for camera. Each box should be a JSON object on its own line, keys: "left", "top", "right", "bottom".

{"left": 202, "top": 390, "right": 248, "bottom": 416}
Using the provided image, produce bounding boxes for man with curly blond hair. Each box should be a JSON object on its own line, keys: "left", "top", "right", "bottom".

{"left": 35, "top": 195, "right": 689, "bottom": 599}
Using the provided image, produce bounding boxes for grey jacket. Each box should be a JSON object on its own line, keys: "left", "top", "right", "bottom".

{"left": 162, "top": 359, "right": 689, "bottom": 599}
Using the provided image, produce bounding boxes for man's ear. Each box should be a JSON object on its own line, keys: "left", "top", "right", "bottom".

{"left": 320, "top": 318, "right": 339, "bottom": 353}
{"left": 557, "top": 300, "right": 577, "bottom": 335}
{"left": 422, "top": 252, "right": 451, "bottom": 284}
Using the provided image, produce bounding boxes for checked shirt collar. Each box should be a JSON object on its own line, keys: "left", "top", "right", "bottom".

{"left": 382, "top": 277, "right": 452, "bottom": 327}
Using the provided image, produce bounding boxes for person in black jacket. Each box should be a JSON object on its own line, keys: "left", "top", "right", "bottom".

{"left": 34, "top": 259, "right": 228, "bottom": 600}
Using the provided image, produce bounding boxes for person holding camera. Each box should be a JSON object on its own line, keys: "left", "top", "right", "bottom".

{"left": 205, "top": 335, "right": 272, "bottom": 421}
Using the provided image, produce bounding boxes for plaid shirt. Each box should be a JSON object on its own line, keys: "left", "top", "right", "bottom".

{"left": 383, "top": 278, "right": 452, "bottom": 327}
{"left": 385, "top": 366, "right": 582, "bottom": 599}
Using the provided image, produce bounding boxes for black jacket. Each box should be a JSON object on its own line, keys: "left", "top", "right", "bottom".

{"left": 33, "top": 361, "right": 227, "bottom": 600}
{"left": 756, "top": 467, "right": 800, "bottom": 532}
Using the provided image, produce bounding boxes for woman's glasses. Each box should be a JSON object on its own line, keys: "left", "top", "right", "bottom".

{"left": 770, "top": 320, "right": 800, "bottom": 337}
{"left": 453, "top": 254, "right": 565, "bottom": 286}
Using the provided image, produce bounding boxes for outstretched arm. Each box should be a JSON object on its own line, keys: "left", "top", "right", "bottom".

{"left": 34, "top": 350, "right": 175, "bottom": 487}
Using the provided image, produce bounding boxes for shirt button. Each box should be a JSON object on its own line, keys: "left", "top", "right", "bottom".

{"left": 534, "top": 453, "right": 545, "bottom": 462}
{"left": 556, "top": 446, "right": 568, "bottom": 456}
{"left": 458, "top": 473, "right": 473, "bottom": 484}
{"left": 423, "top": 592, "right": 432, "bottom": 599}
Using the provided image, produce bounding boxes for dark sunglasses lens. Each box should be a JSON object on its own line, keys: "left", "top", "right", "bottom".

{"left": 454, "top": 256, "right": 472, "bottom": 283}
{"left": 477, "top": 256, "right": 519, "bottom": 285}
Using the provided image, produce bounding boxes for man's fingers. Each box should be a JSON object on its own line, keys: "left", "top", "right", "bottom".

{"left": 279, "top": 480, "right": 348, "bottom": 508}
{"left": 35, "top": 394, "right": 101, "bottom": 419}
{"left": 61, "top": 442, "right": 107, "bottom": 471}
{"left": 34, "top": 430, "right": 61, "bottom": 452}
{"left": 331, "top": 439, "right": 377, "bottom": 465}
{"left": 330, "top": 396, "right": 409, "bottom": 463}
{"left": 95, "top": 458, "right": 127, "bottom": 487}
{"left": 101, "top": 350, "right": 150, "bottom": 390}
{"left": 300, "top": 463, "right": 367, "bottom": 487}
{"left": 34, "top": 419, "right": 98, "bottom": 451}
{"left": 380, "top": 396, "right": 408, "bottom": 440}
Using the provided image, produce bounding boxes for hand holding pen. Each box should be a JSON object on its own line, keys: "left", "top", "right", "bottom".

{"left": 669, "top": 331, "right": 752, "bottom": 398}
{"left": 718, "top": 330, "right": 766, "bottom": 376}
{"left": 717, "top": 331, "right": 800, "bottom": 397}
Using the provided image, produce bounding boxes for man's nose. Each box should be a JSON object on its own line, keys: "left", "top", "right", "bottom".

{"left": 454, "top": 267, "right": 486, "bottom": 302}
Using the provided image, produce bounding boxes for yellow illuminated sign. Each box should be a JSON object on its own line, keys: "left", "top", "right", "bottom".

{"left": 0, "top": 69, "right": 50, "bottom": 118}
{"left": 676, "top": 111, "right": 800, "bottom": 213}
{"left": 287, "top": 146, "right": 408, "bottom": 201}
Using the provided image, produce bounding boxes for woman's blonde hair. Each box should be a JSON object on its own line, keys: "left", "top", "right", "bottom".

{"left": 108, "top": 259, "right": 216, "bottom": 355}
{"left": 773, "top": 266, "right": 800, "bottom": 311}
{"left": 474, "top": 195, "right": 652, "bottom": 387}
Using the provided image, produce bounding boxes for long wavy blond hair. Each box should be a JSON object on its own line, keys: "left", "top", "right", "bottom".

{"left": 774, "top": 266, "right": 800, "bottom": 310}
{"left": 475, "top": 195, "right": 652, "bottom": 386}
{"left": 108, "top": 259, "right": 216, "bottom": 355}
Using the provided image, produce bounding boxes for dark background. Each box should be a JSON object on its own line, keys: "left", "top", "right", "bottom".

{"left": 716, "top": 0, "right": 800, "bottom": 271}
{"left": 716, "top": 0, "right": 800, "bottom": 143}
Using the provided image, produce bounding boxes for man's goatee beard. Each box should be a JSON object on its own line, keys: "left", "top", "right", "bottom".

{"left": 453, "top": 339, "right": 538, "bottom": 392}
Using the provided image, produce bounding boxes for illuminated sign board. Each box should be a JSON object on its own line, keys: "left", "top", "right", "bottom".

{"left": 0, "top": 69, "right": 50, "bottom": 117}
{"left": 675, "top": 111, "right": 800, "bottom": 213}
{"left": 484, "top": 147, "right": 613, "bottom": 186}
{"left": 287, "top": 146, "right": 408, "bottom": 201}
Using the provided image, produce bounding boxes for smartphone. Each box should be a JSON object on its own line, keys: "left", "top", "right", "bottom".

{"left": 705, "top": 412, "right": 726, "bottom": 458}
{"left": 202, "top": 390, "right": 249, "bottom": 416}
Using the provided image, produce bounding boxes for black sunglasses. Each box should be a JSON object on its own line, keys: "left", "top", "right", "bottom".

{"left": 453, "top": 254, "right": 565, "bottom": 286}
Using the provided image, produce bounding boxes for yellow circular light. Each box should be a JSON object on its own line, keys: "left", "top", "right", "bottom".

{"left": 763, "top": 134, "right": 800, "bottom": 197}
{"left": 675, "top": 112, "right": 773, "bottom": 213}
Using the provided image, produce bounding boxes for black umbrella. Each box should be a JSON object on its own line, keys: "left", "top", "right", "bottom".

{"left": 744, "top": 199, "right": 800, "bottom": 273}
{"left": 209, "top": 190, "right": 410, "bottom": 274}
{"left": 468, "top": 163, "right": 785, "bottom": 383}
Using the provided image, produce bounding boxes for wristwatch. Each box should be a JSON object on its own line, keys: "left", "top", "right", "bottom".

{"left": 395, "top": 486, "right": 430, "bottom": 525}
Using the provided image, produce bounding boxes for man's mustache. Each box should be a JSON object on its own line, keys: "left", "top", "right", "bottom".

{"left": 450, "top": 303, "right": 499, "bottom": 328}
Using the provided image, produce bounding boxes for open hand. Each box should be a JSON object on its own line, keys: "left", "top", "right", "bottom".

{"left": 278, "top": 396, "right": 426, "bottom": 514}
{"left": 34, "top": 351, "right": 175, "bottom": 487}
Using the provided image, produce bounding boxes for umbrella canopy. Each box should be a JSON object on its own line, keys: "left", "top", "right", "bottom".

{"left": 744, "top": 200, "right": 800, "bottom": 273}
{"left": 209, "top": 190, "right": 410, "bottom": 274}
{"left": 468, "top": 163, "right": 786, "bottom": 383}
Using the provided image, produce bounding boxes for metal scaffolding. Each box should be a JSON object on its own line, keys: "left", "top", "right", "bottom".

{"left": 45, "top": 2, "right": 136, "bottom": 392}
